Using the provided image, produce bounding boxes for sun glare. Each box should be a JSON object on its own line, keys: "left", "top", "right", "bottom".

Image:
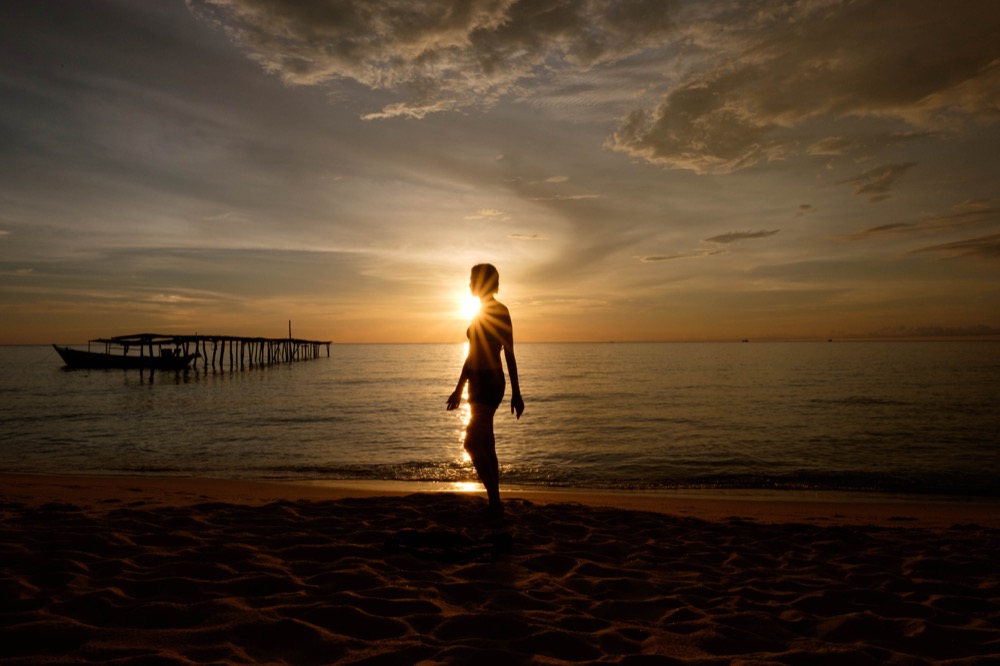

{"left": 460, "top": 294, "right": 481, "bottom": 319}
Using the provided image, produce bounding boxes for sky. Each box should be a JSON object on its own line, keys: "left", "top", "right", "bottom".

{"left": 1, "top": 0, "right": 999, "bottom": 344}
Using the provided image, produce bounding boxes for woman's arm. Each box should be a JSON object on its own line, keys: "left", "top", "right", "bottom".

{"left": 446, "top": 358, "right": 470, "bottom": 411}
{"left": 504, "top": 341, "right": 524, "bottom": 419}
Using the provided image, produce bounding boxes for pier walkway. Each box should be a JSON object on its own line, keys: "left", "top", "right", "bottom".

{"left": 89, "top": 332, "right": 331, "bottom": 371}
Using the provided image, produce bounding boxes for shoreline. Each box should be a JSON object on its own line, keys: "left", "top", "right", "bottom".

{"left": 3, "top": 472, "right": 998, "bottom": 528}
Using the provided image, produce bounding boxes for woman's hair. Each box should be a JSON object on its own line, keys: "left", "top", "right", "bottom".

{"left": 471, "top": 263, "right": 500, "bottom": 296}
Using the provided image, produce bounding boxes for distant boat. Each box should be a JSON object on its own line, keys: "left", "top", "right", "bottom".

{"left": 53, "top": 345, "right": 198, "bottom": 371}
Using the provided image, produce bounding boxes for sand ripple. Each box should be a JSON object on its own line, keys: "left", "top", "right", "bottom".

{"left": 1, "top": 494, "right": 998, "bottom": 664}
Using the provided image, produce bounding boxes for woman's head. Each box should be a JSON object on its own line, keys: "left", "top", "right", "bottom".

{"left": 470, "top": 263, "right": 500, "bottom": 297}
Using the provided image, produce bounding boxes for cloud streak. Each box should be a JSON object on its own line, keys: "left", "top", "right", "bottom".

{"left": 841, "top": 200, "right": 999, "bottom": 241}
{"left": 637, "top": 249, "right": 722, "bottom": 262}
{"left": 837, "top": 163, "right": 917, "bottom": 203}
{"left": 637, "top": 229, "right": 779, "bottom": 263}
{"left": 910, "top": 233, "right": 1000, "bottom": 260}
{"left": 704, "top": 230, "right": 780, "bottom": 245}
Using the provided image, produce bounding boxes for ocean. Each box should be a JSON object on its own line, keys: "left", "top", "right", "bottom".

{"left": 2, "top": 342, "right": 998, "bottom": 497}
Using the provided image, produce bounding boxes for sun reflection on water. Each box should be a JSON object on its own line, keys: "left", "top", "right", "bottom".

{"left": 458, "top": 386, "right": 471, "bottom": 462}
{"left": 449, "top": 340, "right": 475, "bottom": 474}
{"left": 448, "top": 481, "right": 481, "bottom": 493}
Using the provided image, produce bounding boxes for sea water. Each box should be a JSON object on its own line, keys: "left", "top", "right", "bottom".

{"left": 1, "top": 342, "right": 998, "bottom": 496}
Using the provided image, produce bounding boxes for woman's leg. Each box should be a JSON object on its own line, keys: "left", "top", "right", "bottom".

{"left": 465, "top": 403, "right": 501, "bottom": 511}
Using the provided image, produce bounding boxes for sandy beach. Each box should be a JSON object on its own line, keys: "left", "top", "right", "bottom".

{"left": 2, "top": 474, "right": 998, "bottom": 664}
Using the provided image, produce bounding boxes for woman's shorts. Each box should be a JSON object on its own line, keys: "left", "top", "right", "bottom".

{"left": 468, "top": 369, "right": 505, "bottom": 409}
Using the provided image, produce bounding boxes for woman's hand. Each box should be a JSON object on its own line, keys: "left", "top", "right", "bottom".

{"left": 446, "top": 390, "right": 462, "bottom": 411}
{"left": 511, "top": 394, "right": 524, "bottom": 419}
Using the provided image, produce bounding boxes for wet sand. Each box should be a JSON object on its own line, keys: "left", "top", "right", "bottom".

{"left": 2, "top": 474, "right": 998, "bottom": 664}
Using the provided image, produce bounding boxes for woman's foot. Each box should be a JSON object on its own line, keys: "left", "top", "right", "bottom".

{"left": 485, "top": 501, "right": 505, "bottom": 521}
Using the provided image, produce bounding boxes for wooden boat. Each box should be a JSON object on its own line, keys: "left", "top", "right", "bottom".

{"left": 53, "top": 344, "right": 198, "bottom": 370}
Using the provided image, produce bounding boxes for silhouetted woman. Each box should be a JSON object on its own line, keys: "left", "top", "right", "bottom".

{"left": 447, "top": 263, "right": 524, "bottom": 518}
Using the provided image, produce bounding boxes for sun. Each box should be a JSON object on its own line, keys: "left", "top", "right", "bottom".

{"left": 460, "top": 294, "right": 481, "bottom": 319}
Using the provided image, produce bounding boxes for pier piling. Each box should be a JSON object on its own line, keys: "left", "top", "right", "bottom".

{"left": 89, "top": 333, "right": 332, "bottom": 372}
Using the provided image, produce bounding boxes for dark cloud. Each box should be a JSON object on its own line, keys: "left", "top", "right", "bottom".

{"left": 842, "top": 200, "right": 998, "bottom": 241}
{"left": 188, "top": 0, "right": 683, "bottom": 119}
{"left": 910, "top": 233, "right": 1000, "bottom": 260}
{"left": 637, "top": 253, "right": 690, "bottom": 262}
{"left": 837, "top": 163, "right": 916, "bottom": 202}
{"left": 841, "top": 223, "right": 916, "bottom": 241}
{"left": 704, "top": 229, "right": 779, "bottom": 244}
{"left": 919, "top": 199, "right": 999, "bottom": 231}
{"left": 189, "top": 0, "right": 999, "bottom": 182}
{"left": 637, "top": 230, "right": 778, "bottom": 263}
{"left": 609, "top": 1, "right": 1000, "bottom": 173}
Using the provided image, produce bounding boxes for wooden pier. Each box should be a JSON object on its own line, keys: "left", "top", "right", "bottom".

{"left": 89, "top": 332, "right": 331, "bottom": 372}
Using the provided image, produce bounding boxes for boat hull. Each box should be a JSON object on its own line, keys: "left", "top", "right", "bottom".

{"left": 53, "top": 345, "right": 197, "bottom": 370}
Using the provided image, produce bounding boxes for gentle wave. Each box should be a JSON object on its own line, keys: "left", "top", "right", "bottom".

{"left": 2, "top": 342, "right": 999, "bottom": 497}
{"left": 93, "top": 462, "right": 1000, "bottom": 496}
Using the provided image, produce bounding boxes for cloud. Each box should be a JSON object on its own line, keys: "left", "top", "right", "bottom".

{"left": 509, "top": 233, "right": 545, "bottom": 240}
{"left": 361, "top": 100, "right": 456, "bottom": 121}
{"left": 0, "top": 268, "right": 35, "bottom": 277}
{"left": 954, "top": 199, "right": 992, "bottom": 212}
{"left": 188, "top": 0, "right": 685, "bottom": 120}
{"left": 841, "top": 223, "right": 916, "bottom": 241}
{"left": 920, "top": 199, "right": 999, "bottom": 231}
{"left": 638, "top": 251, "right": 707, "bottom": 262}
{"left": 837, "top": 163, "right": 916, "bottom": 202}
{"left": 808, "top": 137, "right": 853, "bottom": 157}
{"left": 842, "top": 199, "right": 999, "bottom": 240}
{"left": 464, "top": 208, "right": 508, "bottom": 221}
{"left": 609, "top": 97, "right": 786, "bottom": 175}
{"left": 528, "top": 194, "right": 600, "bottom": 201}
{"left": 149, "top": 293, "right": 203, "bottom": 304}
{"left": 638, "top": 229, "right": 779, "bottom": 263}
{"left": 704, "top": 229, "right": 779, "bottom": 244}
{"left": 189, "top": 0, "right": 999, "bottom": 183}
{"left": 638, "top": 253, "right": 686, "bottom": 262}
{"left": 608, "top": 1, "right": 1000, "bottom": 173}
{"left": 795, "top": 204, "right": 814, "bottom": 217}
{"left": 808, "top": 132, "right": 938, "bottom": 160}
{"left": 910, "top": 233, "right": 1000, "bottom": 260}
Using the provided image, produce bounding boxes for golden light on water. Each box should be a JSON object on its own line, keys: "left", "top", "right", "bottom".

{"left": 458, "top": 388, "right": 471, "bottom": 462}
{"left": 453, "top": 339, "right": 473, "bottom": 466}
